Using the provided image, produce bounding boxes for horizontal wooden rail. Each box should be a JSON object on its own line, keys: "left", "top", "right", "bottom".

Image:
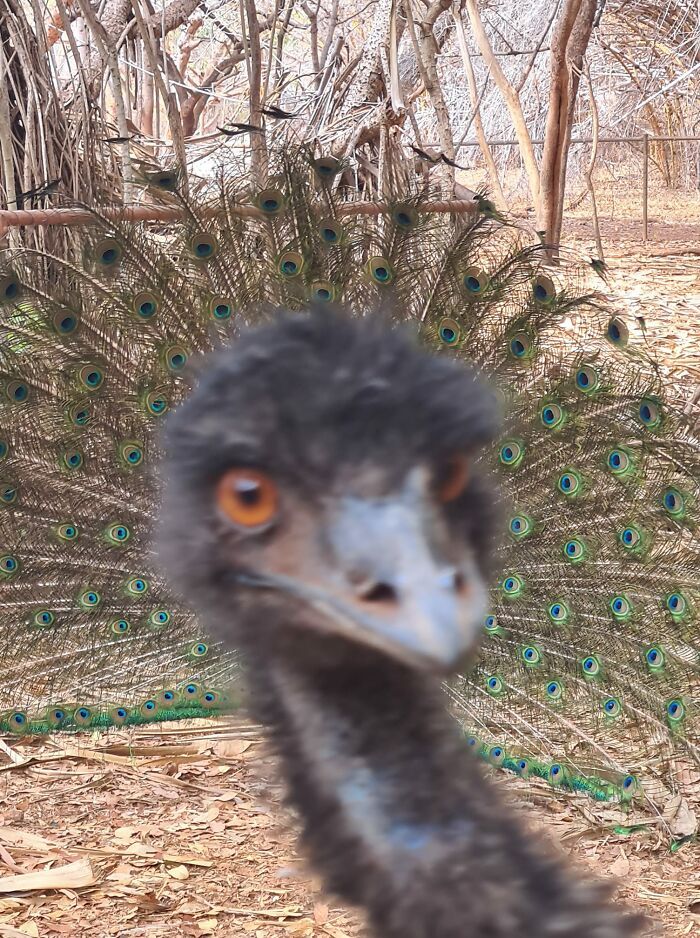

{"left": 0, "top": 198, "right": 478, "bottom": 235}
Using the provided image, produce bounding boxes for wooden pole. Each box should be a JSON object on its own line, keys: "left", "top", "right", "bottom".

{"left": 0, "top": 198, "right": 478, "bottom": 236}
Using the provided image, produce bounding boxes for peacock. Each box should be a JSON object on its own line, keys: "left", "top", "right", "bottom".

{"left": 0, "top": 148, "right": 697, "bottom": 833}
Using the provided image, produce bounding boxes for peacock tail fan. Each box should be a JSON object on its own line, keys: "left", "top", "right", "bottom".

{"left": 0, "top": 147, "right": 697, "bottom": 821}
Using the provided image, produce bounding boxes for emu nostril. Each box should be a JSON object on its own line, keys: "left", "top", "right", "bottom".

{"left": 360, "top": 582, "right": 399, "bottom": 604}
{"left": 453, "top": 571, "right": 467, "bottom": 594}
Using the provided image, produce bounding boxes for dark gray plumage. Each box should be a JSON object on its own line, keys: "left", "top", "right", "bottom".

{"left": 159, "top": 310, "right": 644, "bottom": 938}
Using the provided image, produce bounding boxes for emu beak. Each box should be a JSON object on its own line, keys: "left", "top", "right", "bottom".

{"left": 236, "top": 482, "right": 486, "bottom": 675}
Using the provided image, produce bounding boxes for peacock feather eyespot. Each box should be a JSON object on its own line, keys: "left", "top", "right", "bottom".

{"left": 79, "top": 589, "right": 101, "bottom": 608}
{"left": 462, "top": 266, "right": 489, "bottom": 295}
{"left": 621, "top": 774, "right": 638, "bottom": 799}
{"left": 1, "top": 483, "right": 17, "bottom": 505}
{"left": 33, "top": 610, "right": 55, "bottom": 627}
{"left": 498, "top": 439, "right": 524, "bottom": 469}
{"left": 539, "top": 402, "right": 566, "bottom": 430}
{"left": 132, "top": 292, "right": 159, "bottom": 320}
{"left": 110, "top": 706, "right": 129, "bottom": 725}
{"left": 164, "top": 346, "right": 188, "bottom": 372}
{"left": 158, "top": 689, "right": 176, "bottom": 706}
{"left": 532, "top": 274, "right": 556, "bottom": 304}
{"left": 548, "top": 763, "right": 567, "bottom": 785}
{"left": 665, "top": 591, "right": 692, "bottom": 621}
{"left": 277, "top": 250, "right": 305, "bottom": 279}
{"left": 484, "top": 613, "right": 502, "bottom": 635}
{"left": 545, "top": 680, "right": 563, "bottom": 701}
{"left": 0, "top": 440, "right": 7, "bottom": 461}
{"left": 140, "top": 699, "right": 159, "bottom": 717}
{"left": 661, "top": 486, "right": 686, "bottom": 520}
{"left": 8, "top": 711, "right": 28, "bottom": 734}
{"left": 486, "top": 675, "right": 504, "bottom": 696}
{"left": 391, "top": 204, "right": 418, "bottom": 230}
{"left": 46, "top": 707, "right": 67, "bottom": 727}
{"left": 188, "top": 233, "right": 219, "bottom": 261}
{"left": 502, "top": 573, "right": 525, "bottom": 598}
{"left": 644, "top": 645, "right": 665, "bottom": 672}
{"left": 57, "top": 523, "right": 79, "bottom": 541}
{"left": 548, "top": 600, "right": 570, "bottom": 624}
{"left": 508, "top": 331, "right": 534, "bottom": 360}
{"left": 118, "top": 440, "right": 144, "bottom": 468}
{"left": 557, "top": 469, "right": 583, "bottom": 497}
{"left": 516, "top": 759, "right": 531, "bottom": 777}
{"left": 144, "top": 390, "right": 169, "bottom": 417}
{"left": 618, "top": 524, "right": 647, "bottom": 555}
{"left": 190, "top": 641, "right": 209, "bottom": 658}
{"left": 0, "top": 554, "right": 19, "bottom": 577}
{"left": 78, "top": 364, "right": 104, "bottom": 391}
{"left": 92, "top": 238, "right": 122, "bottom": 268}
{"left": 105, "top": 523, "right": 131, "bottom": 545}
{"left": 563, "top": 537, "right": 587, "bottom": 563}
{"left": 574, "top": 364, "right": 600, "bottom": 394}
{"left": 74, "top": 706, "right": 92, "bottom": 726}
{"left": 202, "top": 690, "right": 220, "bottom": 708}
{"left": 638, "top": 397, "right": 662, "bottom": 429}
{"left": 580, "top": 654, "right": 602, "bottom": 677}
{"left": 438, "top": 318, "right": 460, "bottom": 346}
{"left": 126, "top": 576, "right": 149, "bottom": 596}
{"left": 111, "top": 618, "right": 131, "bottom": 635}
{"left": 62, "top": 448, "right": 84, "bottom": 471}
{"left": 210, "top": 297, "right": 232, "bottom": 320}
{"left": 6, "top": 380, "right": 30, "bottom": 404}
{"left": 465, "top": 735, "right": 479, "bottom": 749}
{"left": 509, "top": 513, "right": 533, "bottom": 540}
{"left": 602, "top": 697, "right": 622, "bottom": 718}
{"left": 255, "top": 187, "right": 286, "bottom": 215}
{"left": 606, "top": 316, "right": 629, "bottom": 346}
{"left": 488, "top": 746, "right": 506, "bottom": 766}
{"left": 520, "top": 644, "right": 542, "bottom": 666}
{"left": 367, "top": 257, "right": 394, "bottom": 286}
{"left": 318, "top": 219, "right": 343, "bottom": 244}
{"left": 0, "top": 273, "right": 22, "bottom": 302}
{"left": 149, "top": 609, "right": 171, "bottom": 628}
{"left": 310, "top": 281, "right": 336, "bottom": 303}
{"left": 606, "top": 446, "right": 635, "bottom": 478}
{"left": 609, "top": 594, "right": 633, "bottom": 621}
{"left": 182, "top": 682, "right": 201, "bottom": 699}
{"left": 311, "top": 156, "right": 342, "bottom": 181}
{"left": 53, "top": 311, "right": 79, "bottom": 335}
{"left": 665, "top": 698, "right": 686, "bottom": 726}
{"left": 69, "top": 403, "right": 91, "bottom": 427}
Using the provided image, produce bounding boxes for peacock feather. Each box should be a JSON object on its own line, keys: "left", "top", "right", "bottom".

{"left": 0, "top": 148, "right": 697, "bottom": 819}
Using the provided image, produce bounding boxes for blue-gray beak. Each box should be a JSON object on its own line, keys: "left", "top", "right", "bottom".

{"left": 236, "top": 483, "right": 486, "bottom": 675}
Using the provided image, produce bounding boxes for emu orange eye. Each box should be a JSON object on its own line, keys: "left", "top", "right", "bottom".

{"left": 438, "top": 455, "right": 470, "bottom": 503}
{"left": 216, "top": 468, "right": 278, "bottom": 528}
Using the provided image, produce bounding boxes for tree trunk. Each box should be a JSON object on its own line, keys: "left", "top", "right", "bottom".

{"left": 538, "top": 0, "right": 596, "bottom": 252}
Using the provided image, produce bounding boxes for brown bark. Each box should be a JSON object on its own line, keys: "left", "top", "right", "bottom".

{"left": 539, "top": 0, "right": 596, "bottom": 251}
{"left": 407, "top": 0, "right": 454, "bottom": 166}
{"left": 243, "top": 0, "right": 267, "bottom": 184}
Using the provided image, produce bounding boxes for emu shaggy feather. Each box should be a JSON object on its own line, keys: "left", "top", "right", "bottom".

{"left": 159, "top": 312, "right": 645, "bottom": 938}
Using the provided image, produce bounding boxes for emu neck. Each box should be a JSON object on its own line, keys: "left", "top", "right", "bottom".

{"left": 243, "top": 637, "right": 632, "bottom": 938}
{"left": 243, "top": 640, "right": 616, "bottom": 938}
